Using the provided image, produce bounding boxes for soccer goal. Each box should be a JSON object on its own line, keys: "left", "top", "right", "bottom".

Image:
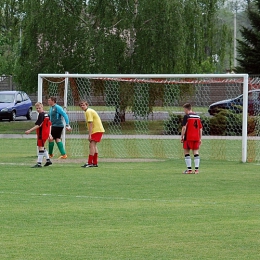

{"left": 38, "top": 73, "right": 254, "bottom": 162}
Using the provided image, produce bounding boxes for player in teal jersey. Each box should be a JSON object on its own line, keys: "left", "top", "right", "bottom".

{"left": 47, "top": 97, "right": 71, "bottom": 159}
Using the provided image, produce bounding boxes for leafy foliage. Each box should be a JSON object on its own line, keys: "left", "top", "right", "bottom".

{"left": 164, "top": 114, "right": 183, "bottom": 135}
{"left": 15, "top": 0, "right": 89, "bottom": 92}
{"left": 0, "top": 0, "right": 231, "bottom": 91}
{"left": 164, "top": 110, "right": 256, "bottom": 136}
{"left": 236, "top": 0, "right": 260, "bottom": 73}
{"left": 0, "top": 0, "right": 21, "bottom": 75}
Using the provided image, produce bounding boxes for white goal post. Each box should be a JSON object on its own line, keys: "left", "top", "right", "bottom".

{"left": 38, "top": 73, "right": 249, "bottom": 162}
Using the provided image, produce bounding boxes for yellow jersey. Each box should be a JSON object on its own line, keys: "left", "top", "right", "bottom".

{"left": 84, "top": 108, "right": 105, "bottom": 134}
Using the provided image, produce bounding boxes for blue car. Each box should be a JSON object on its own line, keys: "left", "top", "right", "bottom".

{"left": 0, "top": 91, "right": 33, "bottom": 121}
{"left": 208, "top": 89, "right": 260, "bottom": 116}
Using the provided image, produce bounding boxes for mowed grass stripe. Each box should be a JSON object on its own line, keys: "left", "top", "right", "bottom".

{"left": 2, "top": 190, "right": 258, "bottom": 207}
{"left": 0, "top": 138, "right": 244, "bottom": 161}
{"left": 1, "top": 140, "right": 260, "bottom": 259}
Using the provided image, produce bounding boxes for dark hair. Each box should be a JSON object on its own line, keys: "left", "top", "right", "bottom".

{"left": 183, "top": 103, "right": 192, "bottom": 110}
{"left": 49, "top": 96, "right": 57, "bottom": 103}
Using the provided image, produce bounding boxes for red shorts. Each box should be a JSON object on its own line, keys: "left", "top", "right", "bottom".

{"left": 37, "top": 139, "right": 47, "bottom": 147}
{"left": 183, "top": 140, "right": 201, "bottom": 150}
{"left": 91, "top": 132, "right": 103, "bottom": 142}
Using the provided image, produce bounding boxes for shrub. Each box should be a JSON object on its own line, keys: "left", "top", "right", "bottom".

{"left": 200, "top": 115, "right": 210, "bottom": 136}
{"left": 164, "top": 114, "right": 210, "bottom": 136}
{"left": 247, "top": 116, "right": 256, "bottom": 135}
{"left": 210, "top": 110, "right": 242, "bottom": 136}
{"left": 164, "top": 114, "right": 183, "bottom": 135}
{"left": 164, "top": 110, "right": 257, "bottom": 137}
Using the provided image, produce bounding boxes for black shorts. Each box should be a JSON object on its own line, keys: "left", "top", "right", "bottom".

{"left": 51, "top": 126, "right": 64, "bottom": 139}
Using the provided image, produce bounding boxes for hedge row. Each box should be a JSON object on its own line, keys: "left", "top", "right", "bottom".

{"left": 164, "top": 110, "right": 259, "bottom": 136}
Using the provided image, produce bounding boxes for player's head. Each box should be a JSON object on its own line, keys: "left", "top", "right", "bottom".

{"left": 48, "top": 96, "right": 57, "bottom": 106}
{"left": 183, "top": 103, "right": 192, "bottom": 114}
{"left": 35, "top": 102, "right": 44, "bottom": 113}
{"left": 79, "top": 101, "right": 88, "bottom": 111}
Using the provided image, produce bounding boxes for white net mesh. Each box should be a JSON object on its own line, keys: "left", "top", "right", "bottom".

{"left": 40, "top": 75, "right": 260, "bottom": 162}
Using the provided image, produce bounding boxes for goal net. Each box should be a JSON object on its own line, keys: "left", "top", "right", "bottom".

{"left": 38, "top": 73, "right": 255, "bottom": 163}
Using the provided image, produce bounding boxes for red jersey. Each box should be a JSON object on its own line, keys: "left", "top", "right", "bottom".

{"left": 35, "top": 112, "right": 51, "bottom": 140}
{"left": 182, "top": 113, "right": 202, "bottom": 141}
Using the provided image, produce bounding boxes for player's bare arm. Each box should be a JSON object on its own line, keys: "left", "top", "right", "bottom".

{"left": 25, "top": 125, "right": 40, "bottom": 134}
{"left": 88, "top": 122, "right": 93, "bottom": 141}
{"left": 181, "top": 126, "right": 186, "bottom": 143}
{"left": 199, "top": 128, "right": 202, "bottom": 144}
{"left": 49, "top": 125, "right": 53, "bottom": 141}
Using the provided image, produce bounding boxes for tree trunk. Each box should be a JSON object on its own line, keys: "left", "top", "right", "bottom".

{"left": 114, "top": 107, "right": 125, "bottom": 123}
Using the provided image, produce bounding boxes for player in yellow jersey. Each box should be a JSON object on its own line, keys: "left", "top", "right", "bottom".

{"left": 79, "top": 101, "right": 105, "bottom": 168}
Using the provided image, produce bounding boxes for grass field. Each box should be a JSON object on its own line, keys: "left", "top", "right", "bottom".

{"left": 0, "top": 120, "right": 165, "bottom": 135}
{"left": 0, "top": 139, "right": 260, "bottom": 259}
{"left": 40, "top": 106, "right": 209, "bottom": 113}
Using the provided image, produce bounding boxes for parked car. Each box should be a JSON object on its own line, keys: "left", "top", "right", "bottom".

{"left": 208, "top": 90, "right": 260, "bottom": 116}
{"left": 0, "top": 91, "right": 33, "bottom": 121}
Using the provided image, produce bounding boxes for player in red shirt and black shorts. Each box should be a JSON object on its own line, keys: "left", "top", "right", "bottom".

{"left": 181, "top": 103, "right": 203, "bottom": 174}
{"left": 25, "top": 102, "right": 53, "bottom": 168}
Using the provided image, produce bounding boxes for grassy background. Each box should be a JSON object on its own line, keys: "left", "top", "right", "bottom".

{"left": 0, "top": 120, "right": 164, "bottom": 135}
{"left": 0, "top": 137, "right": 244, "bottom": 162}
{"left": 0, "top": 121, "right": 246, "bottom": 161}
{"left": 0, "top": 139, "right": 260, "bottom": 259}
{"left": 39, "top": 106, "right": 209, "bottom": 113}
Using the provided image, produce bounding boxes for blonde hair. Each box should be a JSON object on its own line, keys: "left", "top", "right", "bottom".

{"left": 35, "top": 102, "right": 43, "bottom": 107}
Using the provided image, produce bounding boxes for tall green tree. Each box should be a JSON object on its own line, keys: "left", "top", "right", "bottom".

{"left": 87, "top": 0, "right": 228, "bottom": 74}
{"left": 132, "top": 0, "right": 186, "bottom": 73}
{"left": 86, "top": 0, "right": 230, "bottom": 121}
{"left": 13, "top": 0, "right": 230, "bottom": 91}
{"left": 15, "top": 0, "right": 89, "bottom": 92}
{"left": 236, "top": 0, "right": 260, "bottom": 74}
{"left": 86, "top": 0, "right": 133, "bottom": 73}
{"left": 0, "top": 0, "right": 23, "bottom": 75}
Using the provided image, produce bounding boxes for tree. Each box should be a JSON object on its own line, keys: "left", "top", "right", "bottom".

{"left": 132, "top": 0, "right": 186, "bottom": 73}
{"left": 11, "top": 0, "right": 230, "bottom": 94}
{"left": 0, "top": 0, "right": 23, "bottom": 75}
{"left": 85, "top": 0, "right": 230, "bottom": 121}
{"left": 15, "top": 0, "right": 89, "bottom": 92}
{"left": 236, "top": 0, "right": 260, "bottom": 74}
{"left": 86, "top": 0, "right": 229, "bottom": 75}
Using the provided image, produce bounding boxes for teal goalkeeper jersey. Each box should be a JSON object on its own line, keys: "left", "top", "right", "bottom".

{"left": 49, "top": 104, "right": 70, "bottom": 127}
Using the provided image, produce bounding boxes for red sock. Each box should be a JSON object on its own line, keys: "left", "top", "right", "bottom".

{"left": 93, "top": 153, "right": 98, "bottom": 165}
{"left": 88, "top": 155, "right": 94, "bottom": 165}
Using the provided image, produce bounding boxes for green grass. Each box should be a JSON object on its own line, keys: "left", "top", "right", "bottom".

{"left": 0, "top": 120, "right": 165, "bottom": 135}
{"left": 42, "top": 106, "right": 209, "bottom": 113}
{"left": 0, "top": 139, "right": 260, "bottom": 259}
{"left": 0, "top": 121, "right": 32, "bottom": 134}
{"left": 102, "top": 120, "right": 164, "bottom": 135}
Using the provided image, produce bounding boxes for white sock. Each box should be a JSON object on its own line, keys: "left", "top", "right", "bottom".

{"left": 194, "top": 155, "right": 200, "bottom": 169}
{"left": 37, "top": 150, "right": 44, "bottom": 164}
{"left": 185, "top": 154, "right": 192, "bottom": 169}
{"left": 44, "top": 149, "right": 50, "bottom": 160}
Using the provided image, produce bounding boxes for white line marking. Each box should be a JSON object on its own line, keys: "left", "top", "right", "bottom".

{"left": 0, "top": 191, "right": 180, "bottom": 203}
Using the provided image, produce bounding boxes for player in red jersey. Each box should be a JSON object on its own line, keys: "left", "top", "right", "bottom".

{"left": 25, "top": 102, "right": 53, "bottom": 168}
{"left": 181, "top": 103, "right": 203, "bottom": 174}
